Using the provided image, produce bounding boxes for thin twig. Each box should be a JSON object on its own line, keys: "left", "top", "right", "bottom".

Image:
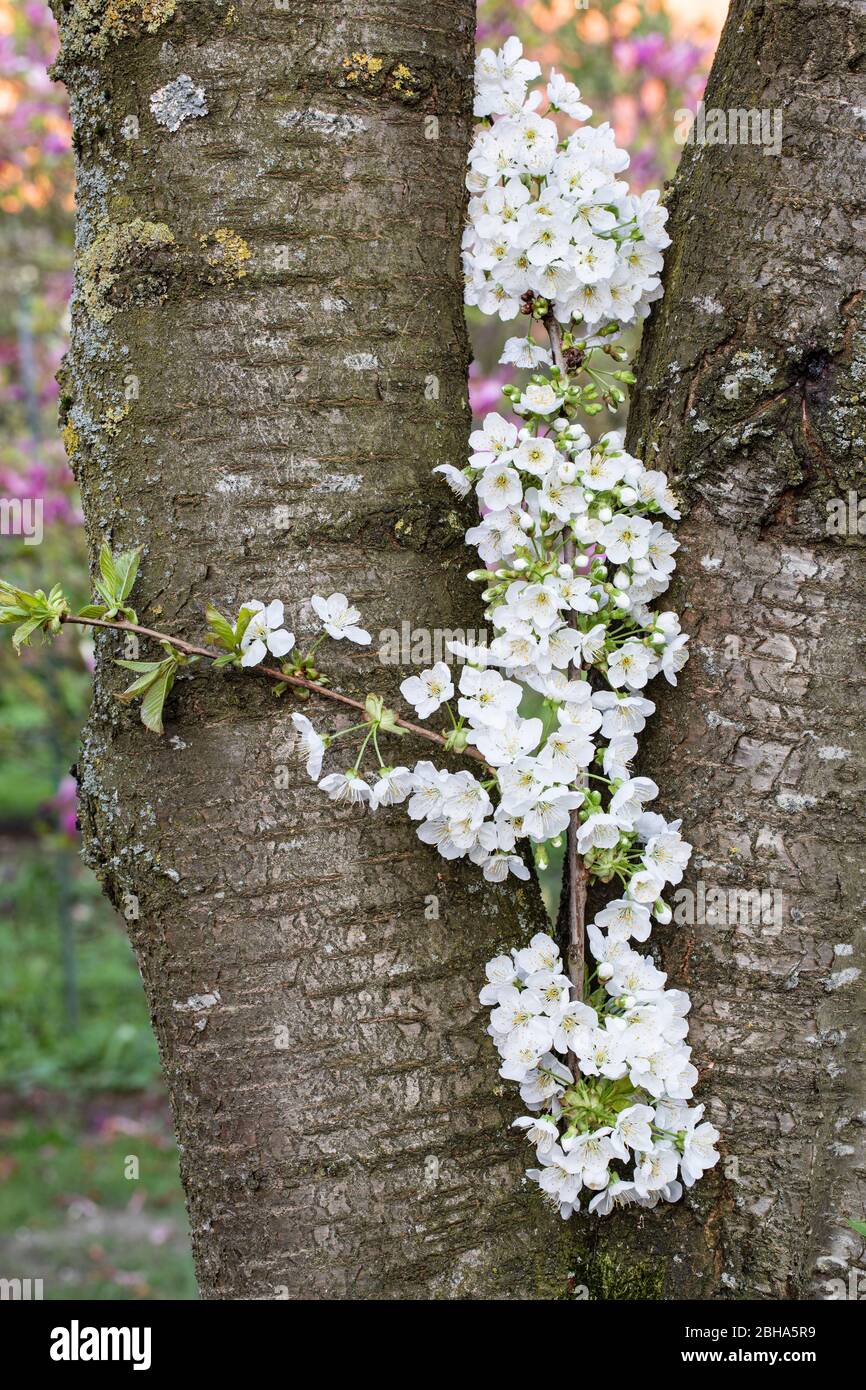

{"left": 544, "top": 311, "right": 588, "bottom": 1006}
{"left": 60, "top": 613, "right": 487, "bottom": 765}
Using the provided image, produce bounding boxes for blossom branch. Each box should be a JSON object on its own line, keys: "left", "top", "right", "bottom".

{"left": 543, "top": 310, "right": 589, "bottom": 1003}
{"left": 58, "top": 613, "right": 486, "bottom": 764}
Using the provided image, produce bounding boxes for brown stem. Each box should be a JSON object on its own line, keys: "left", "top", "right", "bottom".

{"left": 60, "top": 613, "right": 487, "bottom": 765}
{"left": 544, "top": 310, "right": 588, "bottom": 1005}
{"left": 544, "top": 311, "right": 566, "bottom": 375}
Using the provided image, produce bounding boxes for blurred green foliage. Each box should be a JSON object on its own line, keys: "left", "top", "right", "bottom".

{"left": 0, "top": 1110, "right": 197, "bottom": 1300}
{"left": 0, "top": 847, "right": 196, "bottom": 1298}
{"left": 0, "top": 855, "right": 161, "bottom": 1092}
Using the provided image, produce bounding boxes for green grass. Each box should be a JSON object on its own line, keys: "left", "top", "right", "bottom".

{"left": 0, "top": 842, "right": 196, "bottom": 1298}
{"left": 0, "top": 852, "right": 162, "bottom": 1092}
{"left": 0, "top": 1107, "right": 197, "bottom": 1300}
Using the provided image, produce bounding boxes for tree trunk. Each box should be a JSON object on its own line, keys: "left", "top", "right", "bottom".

{"left": 577, "top": 0, "right": 866, "bottom": 1300}
{"left": 53, "top": 0, "right": 570, "bottom": 1299}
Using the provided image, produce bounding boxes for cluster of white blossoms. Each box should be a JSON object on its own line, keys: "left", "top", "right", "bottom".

{"left": 481, "top": 926, "right": 719, "bottom": 1217}
{"left": 284, "top": 37, "right": 718, "bottom": 1216}
{"left": 464, "top": 36, "right": 669, "bottom": 328}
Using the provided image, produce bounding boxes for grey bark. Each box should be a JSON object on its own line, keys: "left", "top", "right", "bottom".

{"left": 51, "top": 0, "right": 572, "bottom": 1299}
{"left": 576, "top": 0, "right": 866, "bottom": 1300}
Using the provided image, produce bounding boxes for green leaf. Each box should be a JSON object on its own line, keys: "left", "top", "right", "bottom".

{"left": 93, "top": 543, "right": 142, "bottom": 617}
{"left": 115, "top": 658, "right": 163, "bottom": 675}
{"left": 114, "top": 546, "right": 142, "bottom": 602}
{"left": 94, "top": 577, "right": 115, "bottom": 609}
{"left": 98, "top": 542, "right": 120, "bottom": 596}
{"left": 0, "top": 582, "right": 38, "bottom": 618}
{"left": 1, "top": 580, "right": 69, "bottom": 648}
{"left": 204, "top": 603, "right": 237, "bottom": 650}
{"left": 235, "top": 606, "right": 255, "bottom": 646}
{"left": 114, "top": 663, "right": 163, "bottom": 702}
{"left": 11, "top": 616, "right": 45, "bottom": 652}
{"left": 140, "top": 663, "right": 176, "bottom": 734}
{"left": 77, "top": 603, "right": 108, "bottom": 620}
{"left": 849, "top": 1219, "right": 866, "bottom": 1237}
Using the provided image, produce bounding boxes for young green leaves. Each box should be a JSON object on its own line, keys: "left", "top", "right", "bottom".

{"left": 0, "top": 580, "right": 70, "bottom": 651}
{"left": 203, "top": 602, "right": 255, "bottom": 667}
{"left": 78, "top": 543, "right": 142, "bottom": 623}
{"left": 364, "top": 693, "right": 404, "bottom": 736}
{"left": 115, "top": 642, "right": 196, "bottom": 735}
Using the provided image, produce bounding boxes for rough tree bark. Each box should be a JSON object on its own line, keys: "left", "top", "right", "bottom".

{"left": 577, "top": 0, "right": 866, "bottom": 1299}
{"left": 52, "top": 0, "right": 571, "bottom": 1299}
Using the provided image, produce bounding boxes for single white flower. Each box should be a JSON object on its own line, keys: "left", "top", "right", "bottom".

{"left": 480, "top": 851, "right": 531, "bottom": 882}
{"left": 561, "top": 1127, "right": 614, "bottom": 1189}
{"left": 499, "top": 336, "right": 552, "bottom": 370}
{"left": 468, "top": 412, "right": 518, "bottom": 470}
{"left": 610, "top": 1104, "right": 655, "bottom": 1160}
{"left": 601, "top": 513, "right": 653, "bottom": 564}
{"left": 681, "top": 1121, "right": 721, "bottom": 1187}
{"left": 588, "top": 1178, "right": 637, "bottom": 1215}
{"left": 551, "top": 1000, "right": 597, "bottom": 1055}
{"left": 533, "top": 1143, "right": 584, "bottom": 1213}
{"left": 546, "top": 71, "right": 592, "bottom": 121}
{"left": 607, "top": 640, "right": 654, "bottom": 691}
{"left": 317, "top": 771, "right": 373, "bottom": 805}
{"left": 458, "top": 666, "right": 522, "bottom": 730}
{"left": 468, "top": 715, "right": 543, "bottom": 766}
{"left": 643, "top": 831, "right": 691, "bottom": 885}
{"left": 633, "top": 1143, "right": 680, "bottom": 1199}
{"left": 594, "top": 897, "right": 652, "bottom": 942}
{"left": 513, "top": 435, "right": 558, "bottom": 477}
{"left": 625, "top": 867, "right": 666, "bottom": 904}
{"left": 370, "top": 766, "right": 414, "bottom": 809}
{"left": 239, "top": 599, "right": 295, "bottom": 667}
{"left": 311, "top": 592, "right": 371, "bottom": 645}
{"left": 476, "top": 465, "right": 523, "bottom": 510}
{"left": 399, "top": 662, "right": 454, "bottom": 719}
{"left": 291, "top": 712, "right": 325, "bottom": 780}
{"left": 514, "top": 932, "right": 561, "bottom": 977}
{"left": 517, "top": 382, "right": 561, "bottom": 415}
{"left": 610, "top": 776, "right": 659, "bottom": 825}
{"left": 523, "top": 785, "right": 584, "bottom": 842}
{"left": 406, "top": 761, "right": 452, "bottom": 820}
{"left": 512, "top": 1114, "right": 559, "bottom": 1152}
{"left": 576, "top": 812, "right": 622, "bottom": 854}
{"left": 432, "top": 464, "right": 471, "bottom": 498}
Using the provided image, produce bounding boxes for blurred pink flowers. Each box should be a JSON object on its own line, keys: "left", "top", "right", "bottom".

{"left": 48, "top": 773, "right": 78, "bottom": 839}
